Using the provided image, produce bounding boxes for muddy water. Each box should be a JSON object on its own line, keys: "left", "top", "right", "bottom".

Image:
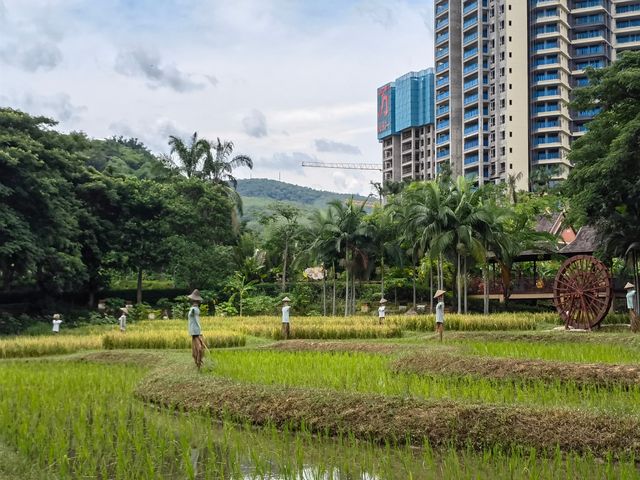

{"left": 154, "top": 410, "right": 640, "bottom": 480}
{"left": 157, "top": 412, "right": 412, "bottom": 479}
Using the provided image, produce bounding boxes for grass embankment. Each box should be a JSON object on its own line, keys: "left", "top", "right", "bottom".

{"left": 134, "top": 352, "right": 640, "bottom": 458}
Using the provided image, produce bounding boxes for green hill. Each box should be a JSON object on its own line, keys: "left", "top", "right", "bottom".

{"left": 237, "top": 178, "right": 370, "bottom": 230}
{"left": 236, "top": 178, "right": 368, "bottom": 208}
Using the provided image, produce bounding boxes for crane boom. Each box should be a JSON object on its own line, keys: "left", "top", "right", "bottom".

{"left": 301, "top": 161, "right": 381, "bottom": 171}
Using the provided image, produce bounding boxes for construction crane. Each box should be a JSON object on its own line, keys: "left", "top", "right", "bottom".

{"left": 301, "top": 161, "right": 381, "bottom": 171}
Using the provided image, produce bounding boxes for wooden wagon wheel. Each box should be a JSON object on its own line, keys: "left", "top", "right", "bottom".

{"left": 553, "top": 255, "right": 613, "bottom": 330}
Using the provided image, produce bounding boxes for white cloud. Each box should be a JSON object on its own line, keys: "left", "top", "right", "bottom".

{"left": 259, "top": 151, "right": 317, "bottom": 172}
{"left": 114, "top": 47, "right": 205, "bottom": 92}
{"left": 0, "top": 42, "right": 63, "bottom": 72}
{"left": 1, "top": 92, "right": 85, "bottom": 122}
{"left": 356, "top": 0, "right": 397, "bottom": 28}
{"left": 315, "top": 139, "right": 361, "bottom": 155}
{"left": 108, "top": 117, "right": 192, "bottom": 153}
{"left": 242, "top": 109, "right": 268, "bottom": 138}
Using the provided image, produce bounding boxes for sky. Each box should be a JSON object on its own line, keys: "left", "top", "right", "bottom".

{"left": 0, "top": 0, "right": 434, "bottom": 196}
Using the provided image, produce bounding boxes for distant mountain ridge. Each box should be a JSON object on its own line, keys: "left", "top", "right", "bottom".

{"left": 236, "top": 178, "right": 367, "bottom": 207}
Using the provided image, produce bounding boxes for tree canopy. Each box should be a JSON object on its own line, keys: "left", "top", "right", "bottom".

{"left": 564, "top": 51, "right": 640, "bottom": 258}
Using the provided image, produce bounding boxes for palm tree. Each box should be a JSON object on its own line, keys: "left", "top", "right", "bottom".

{"left": 398, "top": 181, "right": 454, "bottom": 302}
{"left": 298, "top": 208, "right": 342, "bottom": 316}
{"left": 507, "top": 171, "right": 523, "bottom": 204}
{"left": 365, "top": 207, "right": 403, "bottom": 301}
{"left": 259, "top": 203, "right": 302, "bottom": 291}
{"left": 201, "top": 138, "right": 253, "bottom": 214}
{"left": 474, "top": 199, "right": 511, "bottom": 314}
{"left": 166, "top": 132, "right": 210, "bottom": 178}
{"left": 428, "top": 177, "right": 488, "bottom": 313}
{"left": 202, "top": 138, "right": 253, "bottom": 186}
{"left": 324, "top": 198, "right": 372, "bottom": 316}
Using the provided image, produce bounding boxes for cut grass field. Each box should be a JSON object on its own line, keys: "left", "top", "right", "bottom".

{"left": 3, "top": 314, "right": 640, "bottom": 478}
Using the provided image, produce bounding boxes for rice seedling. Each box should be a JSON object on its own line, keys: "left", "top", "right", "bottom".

{"left": 460, "top": 340, "right": 640, "bottom": 364}
{"left": 207, "top": 350, "right": 640, "bottom": 415}
{"left": 102, "top": 330, "right": 246, "bottom": 350}
{"left": 3, "top": 360, "right": 638, "bottom": 478}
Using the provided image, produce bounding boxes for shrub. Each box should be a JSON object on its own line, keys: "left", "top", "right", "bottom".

{"left": 242, "top": 295, "right": 277, "bottom": 316}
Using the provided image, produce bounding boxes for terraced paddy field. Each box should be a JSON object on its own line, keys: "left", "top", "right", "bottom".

{"left": 2, "top": 315, "right": 640, "bottom": 478}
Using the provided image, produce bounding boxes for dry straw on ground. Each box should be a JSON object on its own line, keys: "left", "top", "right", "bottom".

{"left": 392, "top": 351, "right": 640, "bottom": 388}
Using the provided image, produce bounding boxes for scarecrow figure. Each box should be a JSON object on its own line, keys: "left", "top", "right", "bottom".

{"left": 281, "top": 297, "right": 291, "bottom": 340}
{"left": 118, "top": 307, "right": 128, "bottom": 332}
{"left": 52, "top": 314, "right": 62, "bottom": 334}
{"left": 188, "top": 289, "right": 206, "bottom": 370}
{"left": 434, "top": 289, "right": 446, "bottom": 342}
{"left": 625, "top": 283, "right": 638, "bottom": 332}
{"left": 378, "top": 298, "right": 387, "bottom": 325}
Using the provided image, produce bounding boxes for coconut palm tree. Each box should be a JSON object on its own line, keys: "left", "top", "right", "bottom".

{"left": 474, "top": 198, "right": 512, "bottom": 314}
{"left": 166, "top": 132, "right": 210, "bottom": 178}
{"left": 259, "top": 203, "right": 302, "bottom": 292}
{"left": 427, "top": 177, "right": 489, "bottom": 313}
{"left": 364, "top": 206, "right": 404, "bottom": 301}
{"left": 324, "top": 198, "right": 372, "bottom": 316}
{"left": 202, "top": 138, "right": 253, "bottom": 187}
{"left": 298, "top": 208, "right": 343, "bottom": 316}
{"left": 397, "top": 180, "right": 455, "bottom": 299}
{"left": 202, "top": 138, "right": 253, "bottom": 215}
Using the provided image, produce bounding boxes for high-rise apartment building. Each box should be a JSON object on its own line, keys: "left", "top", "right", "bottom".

{"left": 434, "top": 0, "right": 529, "bottom": 188}
{"left": 426, "top": 0, "right": 640, "bottom": 188}
{"left": 377, "top": 69, "right": 436, "bottom": 182}
{"left": 530, "top": 0, "right": 640, "bottom": 183}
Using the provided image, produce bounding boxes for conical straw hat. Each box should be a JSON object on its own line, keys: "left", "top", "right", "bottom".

{"left": 434, "top": 289, "right": 446, "bottom": 299}
{"left": 188, "top": 289, "right": 203, "bottom": 302}
{"left": 625, "top": 282, "right": 635, "bottom": 289}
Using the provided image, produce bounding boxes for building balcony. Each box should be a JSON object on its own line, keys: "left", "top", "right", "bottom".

{"left": 463, "top": 2, "right": 478, "bottom": 15}
{"left": 436, "top": 62, "right": 450, "bottom": 74}
{"left": 533, "top": 73, "right": 561, "bottom": 84}
{"left": 463, "top": 31, "right": 479, "bottom": 45}
{"left": 436, "top": 18, "right": 449, "bottom": 31}
{"left": 616, "top": 4, "right": 640, "bottom": 18}
{"left": 573, "top": 1, "right": 606, "bottom": 13}
{"left": 436, "top": 32, "right": 449, "bottom": 45}
{"left": 533, "top": 120, "right": 560, "bottom": 131}
{"left": 463, "top": 17, "right": 478, "bottom": 31}
{"left": 533, "top": 136, "right": 562, "bottom": 147}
